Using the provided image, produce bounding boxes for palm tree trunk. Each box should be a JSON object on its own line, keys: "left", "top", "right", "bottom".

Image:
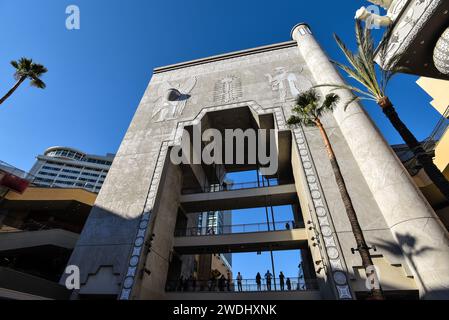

{"left": 379, "top": 97, "right": 449, "bottom": 202}
{"left": 0, "top": 76, "right": 26, "bottom": 105}
{"left": 315, "top": 119, "right": 384, "bottom": 300}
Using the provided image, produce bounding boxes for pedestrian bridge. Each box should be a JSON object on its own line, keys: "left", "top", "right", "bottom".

{"left": 173, "top": 228, "right": 308, "bottom": 254}
{"left": 165, "top": 290, "right": 321, "bottom": 300}
{"left": 180, "top": 184, "right": 298, "bottom": 213}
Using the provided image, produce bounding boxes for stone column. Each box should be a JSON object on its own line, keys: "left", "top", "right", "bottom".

{"left": 291, "top": 23, "right": 449, "bottom": 299}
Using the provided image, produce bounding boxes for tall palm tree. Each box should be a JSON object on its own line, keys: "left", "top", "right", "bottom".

{"left": 0, "top": 57, "right": 48, "bottom": 105}
{"left": 317, "top": 20, "right": 449, "bottom": 202}
{"left": 288, "top": 89, "right": 384, "bottom": 300}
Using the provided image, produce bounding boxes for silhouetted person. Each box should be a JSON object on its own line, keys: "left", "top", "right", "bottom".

{"left": 192, "top": 274, "right": 197, "bottom": 292}
{"left": 285, "top": 222, "right": 291, "bottom": 230}
{"left": 265, "top": 270, "right": 272, "bottom": 291}
{"left": 256, "top": 272, "right": 262, "bottom": 291}
{"left": 226, "top": 272, "right": 231, "bottom": 291}
{"left": 208, "top": 275, "right": 216, "bottom": 291}
{"left": 286, "top": 278, "right": 292, "bottom": 291}
{"left": 219, "top": 275, "right": 226, "bottom": 291}
{"left": 279, "top": 272, "right": 285, "bottom": 291}
{"left": 178, "top": 276, "right": 184, "bottom": 292}
{"left": 237, "top": 272, "right": 243, "bottom": 292}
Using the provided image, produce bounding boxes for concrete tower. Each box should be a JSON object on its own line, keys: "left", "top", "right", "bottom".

{"left": 63, "top": 23, "right": 449, "bottom": 300}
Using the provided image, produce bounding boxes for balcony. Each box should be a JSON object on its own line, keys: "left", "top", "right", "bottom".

{"left": 180, "top": 183, "right": 298, "bottom": 213}
{"left": 0, "top": 229, "right": 79, "bottom": 252}
{"left": 175, "top": 220, "right": 304, "bottom": 237}
{"left": 164, "top": 277, "right": 320, "bottom": 300}
{"left": 173, "top": 228, "right": 308, "bottom": 255}
{"left": 182, "top": 179, "right": 284, "bottom": 195}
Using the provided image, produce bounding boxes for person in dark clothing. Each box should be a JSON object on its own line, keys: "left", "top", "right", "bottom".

{"left": 208, "top": 275, "right": 216, "bottom": 291}
{"left": 226, "top": 272, "right": 231, "bottom": 291}
{"left": 256, "top": 272, "right": 262, "bottom": 291}
{"left": 279, "top": 272, "right": 285, "bottom": 291}
{"left": 178, "top": 276, "right": 184, "bottom": 292}
{"left": 219, "top": 275, "right": 226, "bottom": 292}
{"left": 237, "top": 272, "right": 243, "bottom": 292}
{"left": 286, "top": 278, "right": 292, "bottom": 291}
{"left": 192, "top": 274, "right": 197, "bottom": 292}
{"left": 265, "top": 270, "right": 273, "bottom": 291}
{"left": 285, "top": 222, "right": 291, "bottom": 230}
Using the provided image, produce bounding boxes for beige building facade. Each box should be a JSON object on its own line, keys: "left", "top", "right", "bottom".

{"left": 416, "top": 77, "right": 449, "bottom": 227}
{"left": 62, "top": 23, "right": 449, "bottom": 300}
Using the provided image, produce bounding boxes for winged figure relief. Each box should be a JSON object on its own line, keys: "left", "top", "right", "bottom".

{"left": 265, "top": 67, "right": 313, "bottom": 102}
{"left": 152, "top": 76, "right": 197, "bottom": 122}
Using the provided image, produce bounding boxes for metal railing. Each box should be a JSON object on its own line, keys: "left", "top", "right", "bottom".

{"left": 0, "top": 217, "right": 84, "bottom": 235}
{"left": 422, "top": 105, "right": 449, "bottom": 151}
{"left": 181, "top": 179, "right": 290, "bottom": 195}
{"left": 166, "top": 277, "right": 318, "bottom": 293}
{"left": 393, "top": 105, "right": 449, "bottom": 176}
{"left": 174, "top": 220, "right": 304, "bottom": 237}
{"left": 0, "top": 160, "right": 34, "bottom": 180}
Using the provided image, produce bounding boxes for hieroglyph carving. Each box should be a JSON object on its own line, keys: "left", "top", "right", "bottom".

{"left": 265, "top": 67, "right": 312, "bottom": 103}
{"left": 213, "top": 75, "right": 243, "bottom": 103}
{"left": 152, "top": 77, "right": 197, "bottom": 122}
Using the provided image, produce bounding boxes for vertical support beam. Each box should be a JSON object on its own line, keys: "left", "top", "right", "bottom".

{"left": 292, "top": 23, "right": 449, "bottom": 299}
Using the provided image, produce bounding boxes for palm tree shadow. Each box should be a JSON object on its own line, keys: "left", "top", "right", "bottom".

{"left": 374, "top": 233, "right": 435, "bottom": 297}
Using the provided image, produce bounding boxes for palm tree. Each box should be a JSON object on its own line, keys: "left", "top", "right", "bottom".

{"left": 288, "top": 89, "right": 384, "bottom": 300}
{"left": 317, "top": 20, "right": 449, "bottom": 202}
{"left": 0, "top": 57, "right": 48, "bottom": 105}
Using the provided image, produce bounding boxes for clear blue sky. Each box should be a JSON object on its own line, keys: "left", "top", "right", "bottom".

{"left": 0, "top": 1, "right": 441, "bottom": 281}
{"left": 0, "top": 0, "right": 439, "bottom": 171}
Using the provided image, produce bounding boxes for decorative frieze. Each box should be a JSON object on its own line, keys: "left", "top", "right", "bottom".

{"left": 292, "top": 127, "right": 353, "bottom": 300}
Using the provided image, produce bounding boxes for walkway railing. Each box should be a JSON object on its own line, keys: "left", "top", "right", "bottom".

{"left": 181, "top": 179, "right": 291, "bottom": 195}
{"left": 0, "top": 160, "right": 34, "bottom": 180}
{"left": 0, "top": 219, "right": 77, "bottom": 234}
{"left": 422, "top": 104, "right": 449, "bottom": 151}
{"left": 166, "top": 277, "right": 318, "bottom": 293}
{"left": 392, "top": 105, "right": 449, "bottom": 176}
{"left": 174, "top": 220, "right": 304, "bottom": 237}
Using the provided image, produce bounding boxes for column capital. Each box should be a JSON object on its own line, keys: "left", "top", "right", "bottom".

{"left": 291, "top": 22, "right": 312, "bottom": 41}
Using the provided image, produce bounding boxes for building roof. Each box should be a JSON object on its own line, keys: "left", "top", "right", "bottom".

{"left": 153, "top": 40, "right": 297, "bottom": 74}
{"left": 4, "top": 186, "right": 96, "bottom": 206}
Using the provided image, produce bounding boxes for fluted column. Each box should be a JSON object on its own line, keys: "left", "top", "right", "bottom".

{"left": 291, "top": 23, "right": 449, "bottom": 299}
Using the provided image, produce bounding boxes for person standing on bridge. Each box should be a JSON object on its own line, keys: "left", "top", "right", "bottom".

{"left": 265, "top": 270, "right": 273, "bottom": 291}
{"left": 256, "top": 272, "right": 262, "bottom": 291}
{"left": 286, "top": 278, "right": 292, "bottom": 291}
{"left": 237, "top": 272, "right": 243, "bottom": 292}
{"left": 279, "top": 272, "right": 285, "bottom": 291}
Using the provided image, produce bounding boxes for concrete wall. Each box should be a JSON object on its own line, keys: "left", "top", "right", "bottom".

{"left": 66, "top": 26, "right": 449, "bottom": 300}
{"left": 292, "top": 24, "right": 449, "bottom": 299}
{"left": 137, "top": 160, "right": 183, "bottom": 300}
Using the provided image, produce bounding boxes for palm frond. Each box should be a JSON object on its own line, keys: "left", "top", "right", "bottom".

{"left": 342, "top": 95, "right": 361, "bottom": 111}
{"left": 30, "top": 78, "right": 46, "bottom": 89}
{"left": 333, "top": 22, "right": 389, "bottom": 101}
{"left": 31, "top": 64, "right": 48, "bottom": 76}
{"left": 10, "top": 60, "right": 19, "bottom": 69}
{"left": 334, "top": 33, "right": 377, "bottom": 95}
{"left": 355, "top": 20, "right": 379, "bottom": 95}
{"left": 18, "top": 57, "right": 32, "bottom": 71}
{"left": 313, "top": 83, "right": 376, "bottom": 100}
{"left": 323, "top": 93, "right": 340, "bottom": 109}
{"left": 288, "top": 89, "right": 341, "bottom": 127}
{"left": 331, "top": 59, "right": 378, "bottom": 96}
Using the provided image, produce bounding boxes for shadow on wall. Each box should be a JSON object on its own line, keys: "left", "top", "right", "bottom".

{"left": 373, "top": 233, "right": 449, "bottom": 299}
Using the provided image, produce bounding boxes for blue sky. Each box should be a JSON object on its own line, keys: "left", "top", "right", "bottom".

{"left": 0, "top": 0, "right": 439, "bottom": 171}
{"left": 0, "top": 1, "right": 441, "bottom": 281}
